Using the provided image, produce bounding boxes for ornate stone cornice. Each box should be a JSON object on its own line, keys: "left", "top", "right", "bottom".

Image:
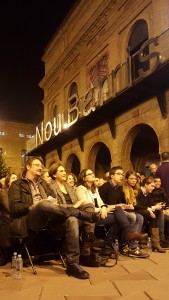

{"left": 41, "top": 0, "right": 117, "bottom": 89}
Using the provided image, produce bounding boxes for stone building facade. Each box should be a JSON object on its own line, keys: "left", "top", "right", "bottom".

{"left": 0, "top": 120, "right": 35, "bottom": 176}
{"left": 27, "top": 0, "right": 169, "bottom": 177}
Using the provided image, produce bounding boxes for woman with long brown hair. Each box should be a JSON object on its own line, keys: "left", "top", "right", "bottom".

{"left": 76, "top": 168, "right": 148, "bottom": 267}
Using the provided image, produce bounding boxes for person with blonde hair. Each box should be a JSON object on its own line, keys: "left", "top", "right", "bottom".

{"left": 149, "top": 164, "right": 157, "bottom": 177}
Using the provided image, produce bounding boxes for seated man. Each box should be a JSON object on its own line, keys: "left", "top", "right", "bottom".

{"left": 8, "top": 156, "right": 97, "bottom": 279}
{"left": 151, "top": 176, "right": 169, "bottom": 248}
{"left": 99, "top": 166, "right": 147, "bottom": 258}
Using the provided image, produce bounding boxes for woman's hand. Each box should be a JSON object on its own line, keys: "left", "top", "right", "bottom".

{"left": 116, "top": 203, "right": 126, "bottom": 209}
{"left": 107, "top": 205, "right": 116, "bottom": 212}
{"left": 124, "top": 204, "right": 134, "bottom": 210}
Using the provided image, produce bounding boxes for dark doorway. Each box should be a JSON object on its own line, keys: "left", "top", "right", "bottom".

{"left": 67, "top": 154, "right": 80, "bottom": 177}
{"left": 94, "top": 143, "right": 111, "bottom": 177}
{"left": 130, "top": 124, "right": 159, "bottom": 174}
{"left": 71, "top": 155, "right": 80, "bottom": 177}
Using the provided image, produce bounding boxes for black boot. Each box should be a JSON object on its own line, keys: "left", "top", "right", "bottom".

{"left": 83, "top": 232, "right": 105, "bottom": 248}
{"left": 66, "top": 263, "right": 89, "bottom": 279}
{"left": 80, "top": 255, "right": 100, "bottom": 267}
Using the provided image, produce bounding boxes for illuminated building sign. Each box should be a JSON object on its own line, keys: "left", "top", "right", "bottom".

{"left": 36, "top": 37, "right": 160, "bottom": 147}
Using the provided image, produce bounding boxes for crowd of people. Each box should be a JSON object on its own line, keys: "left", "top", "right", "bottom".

{"left": 1, "top": 152, "right": 169, "bottom": 279}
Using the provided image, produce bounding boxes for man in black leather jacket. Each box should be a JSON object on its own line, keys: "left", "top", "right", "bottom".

{"left": 8, "top": 156, "right": 96, "bottom": 279}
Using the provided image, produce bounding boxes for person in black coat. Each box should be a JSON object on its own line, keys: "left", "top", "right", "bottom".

{"left": 8, "top": 156, "right": 97, "bottom": 280}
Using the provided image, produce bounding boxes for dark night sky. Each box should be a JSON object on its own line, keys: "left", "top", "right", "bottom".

{"left": 0, "top": 0, "right": 77, "bottom": 124}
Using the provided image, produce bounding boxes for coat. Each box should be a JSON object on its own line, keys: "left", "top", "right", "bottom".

{"left": 49, "top": 180, "right": 78, "bottom": 206}
{"left": 8, "top": 178, "right": 55, "bottom": 238}
{"left": 75, "top": 185, "right": 105, "bottom": 212}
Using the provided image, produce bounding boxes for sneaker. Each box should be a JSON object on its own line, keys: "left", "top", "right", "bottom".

{"left": 121, "top": 245, "right": 149, "bottom": 258}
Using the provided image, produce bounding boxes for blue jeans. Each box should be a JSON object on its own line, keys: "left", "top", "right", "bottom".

{"left": 97, "top": 206, "right": 132, "bottom": 247}
{"left": 124, "top": 211, "right": 143, "bottom": 233}
{"left": 124, "top": 211, "right": 144, "bottom": 249}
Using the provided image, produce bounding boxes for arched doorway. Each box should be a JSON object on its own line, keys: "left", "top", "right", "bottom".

{"left": 89, "top": 142, "right": 111, "bottom": 177}
{"left": 130, "top": 124, "right": 160, "bottom": 175}
{"left": 65, "top": 153, "right": 80, "bottom": 177}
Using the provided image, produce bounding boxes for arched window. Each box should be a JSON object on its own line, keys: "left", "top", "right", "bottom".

{"left": 68, "top": 82, "right": 78, "bottom": 123}
{"left": 69, "top": 82, "right": 78, "bottom": 97}
{"left": 53, "top": 105, "right": 58, "bottom": 118}
{"left": 128, "top": 19, "right": 149, "bottom": 82}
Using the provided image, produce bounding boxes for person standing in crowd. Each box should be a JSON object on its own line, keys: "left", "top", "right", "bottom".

{"left": 8, "top": 157, "right": 98, "bottom": 279}
{"left": 135, "top": 176, "right": 166, "bottom": 253}
{"left": 99, "top": 166, "right": 148, "bottom": 258}
{"left": 156, "top": 152, "right": 169, "bottom": 196}
{"left": 149, "top": 164, "right": 157, "bottom": 178}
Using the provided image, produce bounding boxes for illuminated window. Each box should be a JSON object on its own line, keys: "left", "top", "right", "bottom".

{"left": 0, "top": 131, "right": 5, "bottom": 136}
{"left": 19, "top": 133, "right": 25, "bottom": 138}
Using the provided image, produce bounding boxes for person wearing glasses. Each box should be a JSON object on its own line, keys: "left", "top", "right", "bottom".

{"left": 76, "top": 169, "right": 106, "bottom": 267}
{"left": 75, "top": 168, "right": 148, "bottom": 265}
{"left": 48, "top": 163, "right": 103, "bottom": 267}
{"left": 99, "top": 166, "right": 148, "bottom": 258}
{"left": 8, "top": 157, "right": 99, "bottom": 280}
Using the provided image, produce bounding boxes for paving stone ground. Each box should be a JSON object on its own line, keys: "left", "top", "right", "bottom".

{"left": 0, "top": 251, "right": 169, "bottom": 300}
